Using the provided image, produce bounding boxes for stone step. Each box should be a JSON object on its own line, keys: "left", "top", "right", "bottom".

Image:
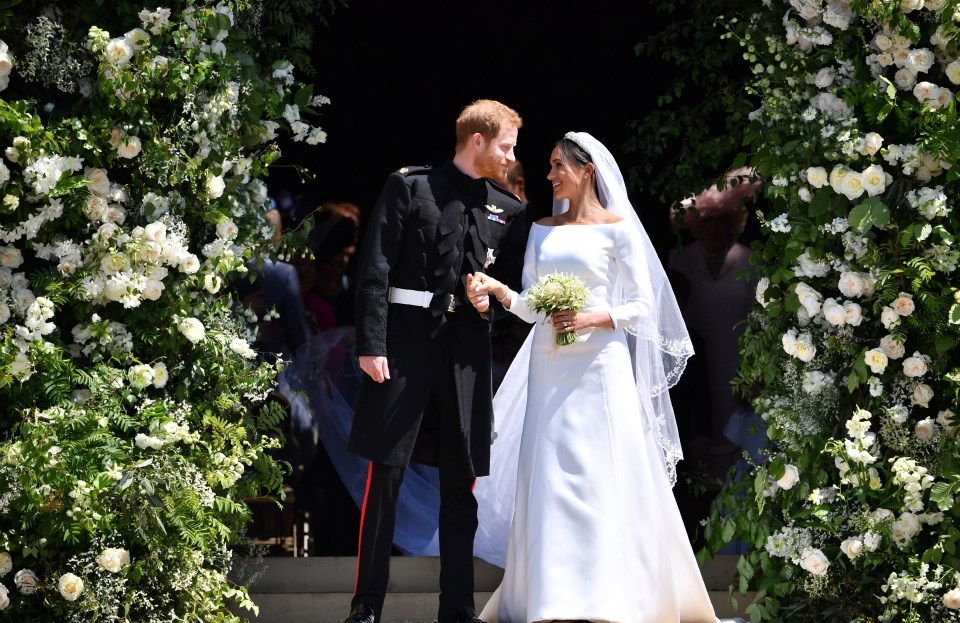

{"left": 236, "top": 556, "right": 750, "bottom": 622}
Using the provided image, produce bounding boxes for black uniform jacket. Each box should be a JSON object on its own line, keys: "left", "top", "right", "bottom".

{"left": 350, "top": 160, "right": 526, "bottom": 476}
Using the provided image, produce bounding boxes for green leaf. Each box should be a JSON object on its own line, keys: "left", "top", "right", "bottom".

{"left": 950, "top": 303, "right": 960, "bottom": 325}
{"left": 930, "top": 481, "right": 957, "bottom": 512}
{"left": 915, "top": 222, "right": 933, "bottom": 241}
{"left": 848, "top": 202, "right": 873, "bottom": 232}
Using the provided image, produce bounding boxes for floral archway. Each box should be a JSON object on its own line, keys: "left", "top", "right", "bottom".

{"left": 0, "top": 1, "right": 334, "bottom": 619}
{"left": 686, "top": 1, "right": 960, "bottom": 621}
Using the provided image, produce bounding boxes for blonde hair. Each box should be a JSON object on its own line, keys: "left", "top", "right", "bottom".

{"left": 455, "top": 99, "right": 522, "bottom": 149}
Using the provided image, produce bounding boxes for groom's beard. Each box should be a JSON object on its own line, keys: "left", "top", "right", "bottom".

{"left": 475, "top": 153, "right": 507, "bottom": 181}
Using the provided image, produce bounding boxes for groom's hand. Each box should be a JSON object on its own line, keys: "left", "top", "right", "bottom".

{"left": 466, "top": 273, "right": 491, "bottom": 313}
{"left": 359, "top": 355, "right": 390, "bottom": 383}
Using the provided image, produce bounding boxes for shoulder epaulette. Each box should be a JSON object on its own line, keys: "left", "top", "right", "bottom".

{"left": 397, "top": 165, "right": 432, "bottom": 176}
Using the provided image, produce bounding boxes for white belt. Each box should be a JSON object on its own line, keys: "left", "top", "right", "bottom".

{"left": 388, "top": 287, "right": 434, "bottom": 308}
{"left": 387, "top": 287, "right": 456, "bottom": 312}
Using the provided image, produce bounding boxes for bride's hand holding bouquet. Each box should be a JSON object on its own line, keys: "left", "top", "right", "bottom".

{"left": 524, "top": 271, "right": 590, "bottom": 346}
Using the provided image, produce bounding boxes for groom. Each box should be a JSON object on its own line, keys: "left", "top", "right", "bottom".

{"left": 345, "top": 100, "right": 527, "bottom": 623}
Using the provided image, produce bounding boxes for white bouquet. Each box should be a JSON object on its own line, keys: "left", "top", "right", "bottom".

{"left": 524, "top": 271, "right": 590, "bottom": 346}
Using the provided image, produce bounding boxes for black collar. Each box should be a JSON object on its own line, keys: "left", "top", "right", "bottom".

{"left": 440, "top": 160, "right": 487, "bottom": 198}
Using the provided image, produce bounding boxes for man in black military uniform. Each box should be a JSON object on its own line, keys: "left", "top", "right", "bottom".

{"left": 345, "top": 100, "right": 526, "bottom": 623}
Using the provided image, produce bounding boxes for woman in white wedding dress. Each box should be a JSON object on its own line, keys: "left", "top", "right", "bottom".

{"left": 466, "top": 132, "right": 721, "bottom": 623}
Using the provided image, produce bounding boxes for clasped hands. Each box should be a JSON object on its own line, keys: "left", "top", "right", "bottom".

{"left": 468, "top": 272, "right": 592, "bottom": 335}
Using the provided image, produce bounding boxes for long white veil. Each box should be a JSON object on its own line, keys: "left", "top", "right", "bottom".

{"left": 473, "top": 131, "right": 694, "bottom": 568}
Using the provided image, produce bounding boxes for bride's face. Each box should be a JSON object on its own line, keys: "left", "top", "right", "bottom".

{"left": 546, "top": 147, "right": 588, "bottom": 201}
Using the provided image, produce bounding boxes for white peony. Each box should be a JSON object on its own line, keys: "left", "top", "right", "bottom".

{"left": 822, "top": 298, "right": 846, "bottom": 326}
{"left": 0, "top": 552, "right": 10, "bottom": 575}
{"left": 843, "top": 301, "right": 863, "bottom": 326}
{"left": 0, "top": 582, "right": 7, "bottom": 610}
{"left": 861, "top": 132, "right": 884, "bottom": 156}
{"left": 880, "top": 306, "right": 900, "bottom": 330}
{"left": 57, "top": 572, "right": 83, "bottom": 601}
{"left": 837, "top": 272, "right": 865, "bottom": 298}
{"left": 178, "top": 317, "right": 205, "bottom": 344}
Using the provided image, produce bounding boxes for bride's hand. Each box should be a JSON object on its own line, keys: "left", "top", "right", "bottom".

{"left": 467, "top": 273, "right": 509, "bottom": 311}
{"left": 552, "top": 310, "right": 614, "bottom": 333}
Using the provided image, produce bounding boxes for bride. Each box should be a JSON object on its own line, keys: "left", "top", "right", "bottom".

{"left": 466, "top": 132, "right": 722, "bottom": 623}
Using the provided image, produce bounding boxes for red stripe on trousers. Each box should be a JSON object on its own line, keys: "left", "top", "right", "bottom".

{"left": 354, "top": 461, "right": 374, "bottom": 594}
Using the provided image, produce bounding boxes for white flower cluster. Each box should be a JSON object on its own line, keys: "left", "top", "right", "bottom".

{"left": 769, "top": 213, "right": 791, "bottom": 232}
{"left": 802, "top": 370, "right": 835, "bottom": 394}
{"left": 782, "top": 327, "right": 817, "bottom": 362}
{"left": 891, "top": 456, "right": 935, "bottom": 514}
{"left": 0, "top": 39, "right": 12, "bottom": 93}
{"left": 906, "top": 185, "right": 950, "bottom": 221}
{"left": 883, "top": 143, "right": 948, "bottom": 181}
{"left": 842, "top": 407, "right": 878, "bottom": 468}
{"left": 792, "top": 250, "right": 830, "bottom": 278}
{"left": 135, "top": 417, "right": 194, "bottom": 450}
{"left": 881, "top": 563, "right": 943, "bottom": 605}
{"left": 138, "top": 7, "right": 171, "bottom": 35}
{"left": 71, "top": 314, "right": 134, "bottom": 358}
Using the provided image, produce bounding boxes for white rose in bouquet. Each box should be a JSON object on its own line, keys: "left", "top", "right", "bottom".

{"left": 57, "top": 572, "right": 83, "bottom": 601}
{"left": 838, "top": 272, "right": 866, "bottom": 298}
{"left": 151, "top": 362, "right": 168, "bottom": 388}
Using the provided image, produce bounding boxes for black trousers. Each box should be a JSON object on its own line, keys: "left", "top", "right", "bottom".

{"left": 351, "top": 345, "right": 479, "bottom": 623}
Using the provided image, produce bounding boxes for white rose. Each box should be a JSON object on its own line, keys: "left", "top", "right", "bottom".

{"left": 800, "top": 548, "right": 829, "bottom": 576}
{"left": 913, "top": 81, "right": 937, "bottom": 103}
{"left": 814, "top": 67, "right": 834, "bottom": 88}
{"left": 203, "top": 273, "right": 222, "bottom": 294}
{"left": 938, "top": 409, "right": 957, "bottom": 436}
{"left": 915, "top": 417, "right": 937, "bottom": 441}
{"left": 152, "top": 362, "right": 168, "bottom": 388}
{"left": 861, "top": 164, "right": 886, "bottom": 197}
{"left": 14, "top": 568, "right": 37, "bottom": 594}
{"left": 105, "top": 37, "right": 134, "bottom": 65}
{"left": 946, "top": 60, "right": 960, "bottom": 85}
{"left": 840, "top": 538, "right": 863, "bottom": 560}
{"left": 117, "top": 136, "right": 141, "bottom": 159}
{"left": 839, "top": 170, "right": 865, "bottom": 200}
{"left": 0, "top": 303, "right": 9, "bottom": 325}
{"left": 96, "top": 548, "right": 130, "bottom": 573}
{"left": 838, "top": 272, "right": 865, "bottom": 298}
{"left": 57, "top": 572, "right": 83, "bottom": 601}
{"left": 756, "top": 277, "right": 771, "bottom": 307}
{"left": 124, "top": 28, "right": 150, "bottom": 49}
{"left": 793, "top": 333, "right": 817, "bottom": 362}
{"left": 142, "top": 279, "right": 163, "bottom": 301}
{"left": 777, "top": 464, "right": 800, "bottom": 490}
{"left": 100, "top": 252, "right": 129, "bottom": 275}
{"left": 864, "top": 349, "right": 889, "bottom": 374}
{"left": 216, "top": 220, "right": 238, "bottom": 239}
{"left": 892, "top": 293, "right": 915, "bottom": 316}
{"left": 84, "top": 167, "right": 111, "bottom": 196}
{"left": 829, "top": 165, "right": 848, "bottom": 194}
{"left": 178, "top": 317, "right": 205, "bottom": 344}
{"left": 874, "top": 33, "right": 892, "bottom": 51}
{"left": 873, "top": 508, "right": 895, "bottom": 523}
{"left": 879, "top": 335, "right": 905, "bottom": 359}
{"left": 0, "top": 50, "right": 11, "bottom": 77}
{"left": 178, "top": 254, "right": 200, "bottom": 274}
{"left": 880, "top": 306, "right": 900, "bottom": 330}
{"left": 128, "top": 364, "right": 154, "bottom": 389}
{"left": 912, "top": 383, "right": 934, "bottom": 408}
{"left": 944, "top": 588, "right": 960, "bottom": 609}
{"left": 0, "top": 246, "right": 22, "bottom": 268}
{"left": 0, "top": 552, "right": 11, "bottom": 575}
{"left": 898, "top": 512, "right": 921, "bottom": 537}
{"left": 822, "top": 298, "right": 846, "bottom": 326}
{"left": 782, "top": 330, "right": 797, "bottom": 356}
{"left": 861, "top": 132, "right": 884, "bottom": 156}
{"left": 206, "top": 172, "right": 226, "bottom": 199}
{"left": 143, "top": 222, "right": 166, "bottom": 242}
{"left": 894, "top": 67, "right": 917, "bottom": 90}
{"left": 0, "top": 582, "right": 7, "bottom": 609}
{"left": 902, "top": 353, "right": 928, "bottom": 377}
{"left": 843, "top": 301, "right": 863, "bottom": 326}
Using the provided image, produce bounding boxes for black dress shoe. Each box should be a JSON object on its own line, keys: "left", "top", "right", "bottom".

{"left": 343, "top": 603, "right": 375, "bottom": 623}
{"left": 451, "top": 605, "right": 485, "bottom": 623}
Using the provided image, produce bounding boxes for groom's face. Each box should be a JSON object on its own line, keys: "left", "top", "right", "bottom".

{"left": 474, "top": 124, "right": 518, "bottom": 181}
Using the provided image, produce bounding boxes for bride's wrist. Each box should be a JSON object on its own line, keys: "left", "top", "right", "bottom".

{"left": 495, "top": 286, "right": 510, "bottom": 303}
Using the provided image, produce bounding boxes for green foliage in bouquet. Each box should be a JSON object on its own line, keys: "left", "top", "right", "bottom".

{"left": 687, "top": 1, "right": 960, "bottom": 622}
{"left": 525, "top": 271, "right": 590, "bottom": 346}
{"left": 0, "top": 1, "right": 340, "bottom": 620}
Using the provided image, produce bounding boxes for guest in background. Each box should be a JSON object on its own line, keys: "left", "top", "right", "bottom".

{"left": 668, "top": 168, "right": 762, "bottom": 458}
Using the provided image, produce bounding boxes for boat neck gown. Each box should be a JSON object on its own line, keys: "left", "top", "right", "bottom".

{"left": 477, "top": 221, "right": 719, "bottom": 623}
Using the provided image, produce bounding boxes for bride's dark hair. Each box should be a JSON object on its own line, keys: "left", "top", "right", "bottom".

{"left": 556, "top": 137, "right": 599, "bottom": 198}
